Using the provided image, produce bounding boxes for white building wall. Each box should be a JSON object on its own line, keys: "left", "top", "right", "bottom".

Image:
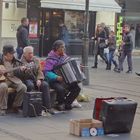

{"left": 96, "top": 11, "right": 116, "bottom": 31}
{"left": 0, "top": 0, "right": 2, "bottom": 49}
{"left": 0, "top": 0, "right": 27, "bottom": 52}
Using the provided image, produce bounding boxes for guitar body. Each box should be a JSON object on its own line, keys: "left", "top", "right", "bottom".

{"left": 0, "top": 63, "right": 35, "bottom": 82}
{"left": 0, "top": 65, "right": 6, "bottom": 81}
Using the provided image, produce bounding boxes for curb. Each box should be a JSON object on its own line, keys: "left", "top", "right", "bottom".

{"left": 132, "top": 50, "right": 140, "bottom": 56}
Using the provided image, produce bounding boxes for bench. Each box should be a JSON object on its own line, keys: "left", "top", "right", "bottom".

{"left": 7, "top": 87, "right": 57, "bottom": 109}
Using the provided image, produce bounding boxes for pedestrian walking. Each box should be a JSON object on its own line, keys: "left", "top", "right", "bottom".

{"left": 108, "top": 31, "right": 118, "bottom": 70}
{"left": 91, "top": 25, "right": 109, "bottom": 69}
{"left": 115, "top": 24, "right": 133, "bottom": 73}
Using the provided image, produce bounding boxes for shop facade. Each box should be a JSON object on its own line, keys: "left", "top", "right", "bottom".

{"left": 0, "top": 0, "right": 121, "bottom": 56}
{"left": 28, "top": 0, "right": 121, "bottom": 56}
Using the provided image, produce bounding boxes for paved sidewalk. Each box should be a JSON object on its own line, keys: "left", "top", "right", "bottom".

{"left": 0, "top": 57, "right": 140, "bottom": 140}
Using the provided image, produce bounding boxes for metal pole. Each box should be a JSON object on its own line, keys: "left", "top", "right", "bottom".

{"left": 82, "top": 0, "right": 89, "bottom": 85}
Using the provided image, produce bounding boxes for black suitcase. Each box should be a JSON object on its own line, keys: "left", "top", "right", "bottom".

{"left": 100, "top": 99, "right": 137, "bottom": 134}
{"left": 93, "top": 97, "right": 127, "bottom": 120}
{"left": 23, "top": 92, "right": 42, "bottom": 117}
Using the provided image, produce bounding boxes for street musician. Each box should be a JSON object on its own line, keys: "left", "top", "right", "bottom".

{"left": 44, "top": 40, "right": 81, "bottom": 111}
{"left": 0, "top": 45, "right": 27, "bottom": 115}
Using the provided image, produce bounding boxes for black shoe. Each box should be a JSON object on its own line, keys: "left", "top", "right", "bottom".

{"left": 47, "top": 109, "right": 55, "bottom": 115}
{"left": 65, "top": 104, "right": 72, "bottom": 110}
{"left": 113, "top": 67, "right": 118, "bottom": 71}
{"left": 55, "top": 104, "right": 65, "bottom": 111}
{"left": 135, "top": 72, "right": 140, "bottom": 76}
{"left": 114, "top": 69, "right": 121, "bottom": 73}
{"left": 106, "top": 67, "right": 111, "bottom": 70}
{"left": 126, "top": 70, "right": 132, "bottom": 74}
{"left": 91, "top": 66, "right": 97, "bottom": 68}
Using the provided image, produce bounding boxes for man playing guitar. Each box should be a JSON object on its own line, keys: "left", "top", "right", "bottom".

{"left": 0, "top": 45, "right": 27, "bottom": 115}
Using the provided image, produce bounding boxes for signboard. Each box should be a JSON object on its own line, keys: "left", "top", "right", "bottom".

{"left": 17, "top": 0, "right": 26, "bottom": 8}
{"left": 116, "top": 16, "right": 123, "bottom": 47}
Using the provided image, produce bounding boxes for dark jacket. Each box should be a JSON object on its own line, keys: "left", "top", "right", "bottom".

{"left": 104, "top": 26, "right": 109, "bottom": 39}
{"left": 16, "top": 25, "right": 29, "bottom": 48}
{"left": 108, "top": 35, "right": 116, "bottom": 51}
{"left": 95, "top": 30, "right": 107, "bottom": 53}
{"left": 98, "top": 30, "right": 107, "bottom": 43}
{"left": 123, "top": 32, "right": 133, "bottom": 51}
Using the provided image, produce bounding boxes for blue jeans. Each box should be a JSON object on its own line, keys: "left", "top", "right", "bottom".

{"left": 24, "top": 80, "right": 51, "bottom": 109}
{"left": 16, "top": 47, "right": 23, "bottom": 59}
{"left": 109, "top": 50, "right": 118, "bottom": 68}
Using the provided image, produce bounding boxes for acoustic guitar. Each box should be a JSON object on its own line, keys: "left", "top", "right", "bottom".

{"left": 0, "top": 62, "right": 34, "bottom": 81}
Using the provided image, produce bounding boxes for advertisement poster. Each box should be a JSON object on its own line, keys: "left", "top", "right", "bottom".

{"left": 29, "top": 21, "right": 38, "bottom": 38}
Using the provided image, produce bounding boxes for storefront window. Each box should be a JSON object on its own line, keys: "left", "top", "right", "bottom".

{"left": 65, "top": 11, "right": 84, "bottom": 40}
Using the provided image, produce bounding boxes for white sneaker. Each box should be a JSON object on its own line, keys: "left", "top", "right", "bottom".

{"left": 72, "top": 100, "right": 82, "bottom": 108}
{"left": 41, "top": 110, "right": 52, "bottom": 117}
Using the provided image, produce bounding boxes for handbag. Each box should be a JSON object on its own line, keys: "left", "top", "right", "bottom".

{"left": 98, "top": 42, "right": 106, "bottom": 49}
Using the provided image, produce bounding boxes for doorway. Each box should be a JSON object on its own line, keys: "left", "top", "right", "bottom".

{"left": 39, "top": 9, "right": 64, "bottom": 56}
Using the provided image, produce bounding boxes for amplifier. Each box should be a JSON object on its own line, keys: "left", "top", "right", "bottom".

{"left": 23, "top": 92, "right": 42, "bottom": 117}
{"left": 100, "top": 99, "right": 137, "bottom": 134}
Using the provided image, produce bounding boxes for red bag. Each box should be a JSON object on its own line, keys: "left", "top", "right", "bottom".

{"left": 93, "top": 98, "right": 114, "bottom": 120}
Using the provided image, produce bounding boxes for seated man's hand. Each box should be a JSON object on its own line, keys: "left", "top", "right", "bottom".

{"left": 20, "top": 66, "right": 27, "bottom": 71}
{"left": 57, "top": 76, "right": 63, "bottom": 82}
{"left": 0, "top": 65, "right": 6, "bottom": 74}
{"left": 36, "top": 80, "right": 42, "bottom": 87}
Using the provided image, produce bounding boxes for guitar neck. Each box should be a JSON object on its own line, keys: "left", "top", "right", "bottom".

{"left": 5, "top": 66, "right": 21, "bottom": 74}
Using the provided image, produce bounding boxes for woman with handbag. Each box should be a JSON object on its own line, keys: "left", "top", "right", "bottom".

{"left": 92, "top": 25, "right": 109, "bottom": 69}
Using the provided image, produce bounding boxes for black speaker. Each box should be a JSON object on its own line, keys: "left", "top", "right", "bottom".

{"left": 23, "top": 92, "right": 42, "bottom": 117}
{"left": 100, "top": 99, "right": 137, "bottom": 134}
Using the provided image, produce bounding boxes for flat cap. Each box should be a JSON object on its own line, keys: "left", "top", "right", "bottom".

{"left": 3, "top": 45, "right": 15, "bottom": 54}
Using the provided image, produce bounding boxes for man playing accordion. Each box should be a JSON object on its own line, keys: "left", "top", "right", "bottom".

{"left": 44, "top": 40, "right": 81, "bottom": 111}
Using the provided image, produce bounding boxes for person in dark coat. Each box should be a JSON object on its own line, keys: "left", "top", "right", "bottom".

{"left": 92, "top": 25, "right": 109, "bottom": 69}
{"left": 16, "top": 17, "right": 29, "bottom": 59}
{"left": 115, "top": 24, "right": 133, "bottom": 73}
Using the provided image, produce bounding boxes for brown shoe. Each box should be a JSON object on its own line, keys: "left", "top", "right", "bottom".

{"left": 8, "top": 107, "right": 22, "bottom": 114}
{"left": 0, "top": 109, "right": 6, "bottom": 116}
